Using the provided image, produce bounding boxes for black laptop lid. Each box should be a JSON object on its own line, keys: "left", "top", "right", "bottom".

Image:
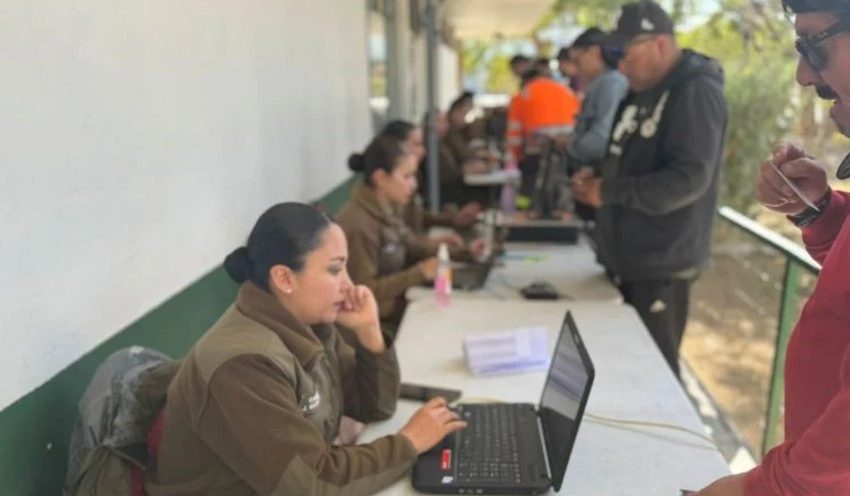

{"left": 537, "top": 312, "right": 595, "bottom": 491}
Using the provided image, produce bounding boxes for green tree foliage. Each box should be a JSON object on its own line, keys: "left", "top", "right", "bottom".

{"left": 460, "top": 39, "right": 518, "bottom": 94}
{"left": 485, "top": 53, "right": 518, "bottom": 94}
{"left": 718, "top": 53, "right": 796, "bottom": 214}
{"left": 543, "top": 0, "right": 629, "bottom": 28}
{"left": 461, "top": 39, "right": 490, "bottom": 76}
{"left": 680, "top": 1, "right": 798, "bottom": 214}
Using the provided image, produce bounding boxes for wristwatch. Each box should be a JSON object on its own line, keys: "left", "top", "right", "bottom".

{"left": 788, "top": 190, "right": 832, "bottom": 227}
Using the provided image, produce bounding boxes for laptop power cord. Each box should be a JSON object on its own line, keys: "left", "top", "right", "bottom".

{"left": 452, "top": 398, "right": 716, "bottom": 450}
{"left": 584, "top": 412, "right": 717, "bottom": 448}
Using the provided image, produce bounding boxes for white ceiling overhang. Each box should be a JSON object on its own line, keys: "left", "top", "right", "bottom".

{"left": 443, "top": 0, "right": 554, "bottom": 38}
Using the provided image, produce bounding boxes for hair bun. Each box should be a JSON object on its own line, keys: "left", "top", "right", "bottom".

{"left": 347, "top": 153, "right": 366, "bottom": 172}
{"left": 223, "top": 246, "right": 252, "bottom": 283}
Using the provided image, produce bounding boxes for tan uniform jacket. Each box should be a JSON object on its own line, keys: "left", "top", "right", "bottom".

{"left": 146, "top": 282, "right": 415, "bottom": 496}
{"left": 402, "top": 195, "right": 457, "bottom": 234}
{"left": 444, "top": 126, "right": 475, "bottom": 166}
{"left": 335, "top": 182, "right": 434, "bottom": 321}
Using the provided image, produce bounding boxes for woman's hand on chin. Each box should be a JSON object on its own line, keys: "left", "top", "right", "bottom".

{"left": 336, "top": 285, "right": 385, "bottom": 353}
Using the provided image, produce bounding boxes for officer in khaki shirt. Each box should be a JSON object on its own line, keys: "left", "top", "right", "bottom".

{"left": 147, "top": 203, "right": 466, "bottom": 496}
{"left": 336, "top": 136, "right": 485, "bottom": 334}
{"left": 379, "top": 120, "right": 482, "bottom": 237}
{"left": 337, "top": 179, "right": 437, "bottom": 328}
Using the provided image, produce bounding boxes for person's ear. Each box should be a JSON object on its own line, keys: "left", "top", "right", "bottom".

{"left": 590, "top": 45, "right": 602, "bottom": 60}
{"left": 656, "top": 35, "right": 673, "bottom": 55}
{"left": 269, "top": 264, "right": 297, "bottom": 295}
{"left": 372, "top": 168, "right": 391, "bottom": 187}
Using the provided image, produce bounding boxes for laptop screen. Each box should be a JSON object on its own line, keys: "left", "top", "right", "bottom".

{"left": 538, "top": 312, "right": 595, "bottom": 491}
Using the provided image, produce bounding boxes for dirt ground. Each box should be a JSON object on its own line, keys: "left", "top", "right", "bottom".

{"left": 680, "top": 221, "right": 818, "bottom": 457}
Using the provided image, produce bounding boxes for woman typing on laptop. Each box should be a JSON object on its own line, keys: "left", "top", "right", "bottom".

{"left": 336, "top": 135, "right": 485, "bottom": 338}
{"left": 146, "top": 203, "right": 466, "bottom": 496}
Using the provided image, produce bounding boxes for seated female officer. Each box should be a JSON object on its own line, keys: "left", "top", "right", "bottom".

{"left": 381, "top": 120, "right": 481, "bottom": 236}
{"left": 336, "top": 136, "right": 483, "bottom": 333}
{"left": 432, "top": 111, "right": 491, "bottom": 207}
{"left": 336, "top": 137, "right": 438, "bottom": 331}
{"left": 147, "top": 202, "right": 465, "bottom": 496}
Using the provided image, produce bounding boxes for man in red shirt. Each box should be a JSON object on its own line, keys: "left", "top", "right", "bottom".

{"left": 696, "top": 1, "right": 850, "bottom": 494}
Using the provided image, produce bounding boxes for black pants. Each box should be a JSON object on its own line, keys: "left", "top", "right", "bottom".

{"left": 618, "top": 277, "right": 692, "bottom": 378}
{"left": 519, "top": 154, "right": 541, "bottom": 199}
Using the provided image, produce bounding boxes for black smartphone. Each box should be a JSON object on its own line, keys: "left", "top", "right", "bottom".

{"left": 520, "top": 281, "right": 559, "bottom": 300}
{"left": 399, "top": 382, "right": 462, "bottom": 403}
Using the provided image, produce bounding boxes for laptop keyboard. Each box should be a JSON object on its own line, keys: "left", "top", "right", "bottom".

{"left": 455, "top": 403, "right": 524, "bottom": 484}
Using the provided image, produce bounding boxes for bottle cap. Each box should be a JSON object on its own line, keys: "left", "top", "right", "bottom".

{"left": 437, "top": 242, "right": 450, "bottom": 262}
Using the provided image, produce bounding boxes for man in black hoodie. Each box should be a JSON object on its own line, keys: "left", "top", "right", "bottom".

{"left": 572, "top": 0, "right": 727, "bottom": 378}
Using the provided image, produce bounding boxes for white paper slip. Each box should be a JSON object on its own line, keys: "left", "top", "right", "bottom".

{"left": 463, "top": 169, "right": 521, "bottom": 186}
{"left": 463, "top": 326, "right": 550, "bottom": 377}
{"left": 770, "top": 161, "right": 819, "bottom": 212}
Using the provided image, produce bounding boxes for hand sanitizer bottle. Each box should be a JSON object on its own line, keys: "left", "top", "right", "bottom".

{"left": 435, "top": 243, "right": 452, "bottom": 307}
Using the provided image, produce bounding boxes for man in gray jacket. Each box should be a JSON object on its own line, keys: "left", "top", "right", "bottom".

{"left": 572, "top": 0, "right": 727, "bottom": 378}
{"left": 561, "top": 27, "right": 629, "bottom": 221}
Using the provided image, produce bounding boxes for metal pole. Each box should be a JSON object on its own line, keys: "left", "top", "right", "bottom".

{"left": 762, "top": 258, "right": 801, "bottom": 456}
{"left": 425, "top": 0, "right": 440, "bottom": 213}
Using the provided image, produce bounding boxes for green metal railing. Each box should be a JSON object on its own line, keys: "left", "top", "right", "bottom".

{"left": 717, "top": 207, "right": 821, "bottom": 456}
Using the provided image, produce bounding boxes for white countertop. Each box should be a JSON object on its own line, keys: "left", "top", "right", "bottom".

{"left": 363, "top": 299, "right": 730, "bottom": 495}
{"left": 407, "top": 241, "right": 622, "bottom": 304}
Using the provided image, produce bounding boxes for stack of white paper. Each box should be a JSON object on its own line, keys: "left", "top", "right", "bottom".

{"left": 463, "top": 326, "right": 550, "bottom": 377}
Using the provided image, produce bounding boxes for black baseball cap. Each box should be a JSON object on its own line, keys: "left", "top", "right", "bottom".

{"left": 557, "top": 27, "right": 607, "bottom": 61}
{"left": 782, "top": 0, "right": 850, "bottom": 25}
{"left": 782, "top": 0, "right": 850, "bottom": 13}
{"left": 571, "top": 27, "right": 608, "bottom": 49}
{"left": 607, "top": 0, "right": 674, "bottom": 46}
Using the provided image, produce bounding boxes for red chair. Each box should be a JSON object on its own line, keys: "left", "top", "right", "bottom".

{"left": 130, "top": 411, "right": 166, "bottom": 496}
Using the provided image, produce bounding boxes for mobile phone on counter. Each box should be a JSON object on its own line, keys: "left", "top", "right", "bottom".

{"left": 399, "top": 382, "right": 462, "bottom": 403}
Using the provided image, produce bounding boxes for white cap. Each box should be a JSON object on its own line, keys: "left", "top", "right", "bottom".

{"left": 437, "top": 242, "right": 450, "bottom": 262}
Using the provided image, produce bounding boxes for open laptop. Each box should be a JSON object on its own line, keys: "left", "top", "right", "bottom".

{"left": 422, "top": 253, "right": 497, "bottom": 291}
{"left": 502, "top": 218, "right": 580, "bottom": 244}
{"left": 412, "top": 311, "right": 595, "bottom": 494}
{"left": 451, "top": 259, "right": 494, "bottom": 290}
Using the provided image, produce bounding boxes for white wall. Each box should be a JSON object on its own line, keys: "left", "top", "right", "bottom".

{"left": 387, "top": 0, "right": 413, "bottom": 121}
{"left": 410, "top": 35, "right": 461, "bottom": 118}
{"left": 438, "top": 43, "right": 461, "bottom": 110}
{"left": 0, "top": 0, "right": 372, "bottom": 410}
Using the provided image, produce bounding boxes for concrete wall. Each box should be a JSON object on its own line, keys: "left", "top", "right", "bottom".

{"left": 0, "top": 0, "right": 372, "bottom": 411}
{"left": 439, "top": 42, "right": 462, "bottom": 110}
{"left": 410, "top": 34, "right": 461, "bottom": 118}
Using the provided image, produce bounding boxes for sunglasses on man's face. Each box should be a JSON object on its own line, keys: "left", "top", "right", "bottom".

{"left": 602, "top": 36, "right": 653, "bottom": 64}
{"left": 795, "top": 22, "right": 849, "bottom": 72}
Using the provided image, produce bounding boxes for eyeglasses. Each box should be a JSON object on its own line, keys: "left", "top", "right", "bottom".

{"left": 795, "top": 22, "right": 849, "bottom": 72}
{"left": 604, "top": 35, "right": 655, "bottom": 63}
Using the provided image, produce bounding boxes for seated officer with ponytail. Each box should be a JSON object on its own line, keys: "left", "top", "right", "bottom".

{"left": 147, "top": 203, "right": 466, "bottom": 496}
{"left": 337, "top": 136, "right": 484, "bottom": 334}
{"left": 381, "top": 120, "right": 482, "bottom": 238}
{"left": 336, "top": 137, "right": 438, "bottom": 332}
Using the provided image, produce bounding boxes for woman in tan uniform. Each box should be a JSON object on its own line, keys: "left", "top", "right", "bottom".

{"left": 431, "top": 111, "right": 494, "bottom": 207}
{"left": 381, "top": 120, "right": 481, "bottom": 236}
{"left": 336, "top": 136, "right": 483, "bottom": 335}
{"left": 147, "top": 203, "right": 465, "bottom": 496}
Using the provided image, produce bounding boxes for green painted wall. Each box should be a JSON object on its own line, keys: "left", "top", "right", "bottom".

{"left": 0, "top": 176, "right": 357, "bottom": 495}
